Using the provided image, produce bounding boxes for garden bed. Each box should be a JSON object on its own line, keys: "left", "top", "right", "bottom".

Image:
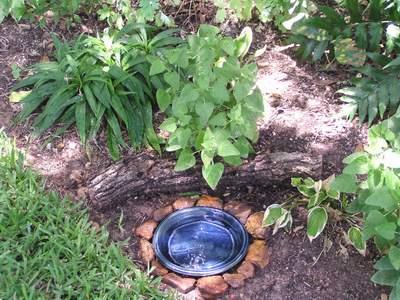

{"left": 0, "top": 15, "right": 385, "bottom": 299}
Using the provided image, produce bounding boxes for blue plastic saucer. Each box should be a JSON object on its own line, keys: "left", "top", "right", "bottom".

{"left": 152, "top": 206, "right": 249, "bottom": 277}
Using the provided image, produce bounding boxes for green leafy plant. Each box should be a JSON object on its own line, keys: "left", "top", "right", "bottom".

{"left": 152, "top": 25, "right": 264, "bottom": 189}
{"left": 0, "top": 0, "right": 26, "bottom": 22}
{"left": 13, "top": 24, "right": 182, "bottom": 159}
{"left": 98, "top": 0, "right": 174, "bottom": 30}
{"left": 331, "top": 114, "right": 400, "bottom": 298}
{"left": 262, "top": 176, "right": 364, "bottom": 247}
{"left": 0, "top": 0, "right": 101, "bottom": 25}
{"left": 213, "top": 0, "right": 308, "bottom": 28}
{"left": 290, "top": 0, "right": 400, "bottom": 124}
{"left": 0, "top": 129, "right": 169, "bottom": 299}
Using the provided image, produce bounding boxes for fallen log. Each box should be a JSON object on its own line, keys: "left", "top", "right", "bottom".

{"left": 88, "top": 152, "right": 322, "bottom": 211}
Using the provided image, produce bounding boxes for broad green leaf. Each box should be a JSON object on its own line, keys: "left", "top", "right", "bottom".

{"left": 224, "top": 155, "right": 242, "bottom": 166}
{"left": 175, "top": 148, "right": 196, "bottom": 171}
{"left": 389, "top": 247, "right": 400, "bottom": 271}
{"left": 375, "top": 222, "right": 396, "bottom": 240}
{"left": 0, "top": 0, "right": 10, "bottom": 23}
{"left": 371, "top": 270, "right": 400, "bottom": 287}
{"left": 306, "top": 206, "right": 328, "bottom": 242}
{"left": 365, "top": 187, "right": 396, "bottom": 211}
{"left": 234, "top": 26, "right": 252, "bottom": 58}
{"left": 156, "top": 89, "right": 171, "bottom": 112}
{"left": 176, "top": 127, "right": 192, "bottom": 148}
{"left": 202, "top": 162, "right": 224, "bottom": 189}
{"left": 164, "top": 71, "right": 180, "bottom": 90}
{"left": 331, "top": 173, "right": 358, "bottom": 193}
{"left": 217, "top": 138, "right": 240, "bottom": 157}
{"left": 201, "top": 149, "right": 214, "bottom": 167}
{"left": 233, "top": 81, "right": 251, "bottom": 101}
{"left": 334, "top": 38, "right": 366, "bottom": 67}
{"left": 159, "top": 118, "right": 177, "bottom": 133}
{"left": 262, "top": 204, "right": 284, "bottom": 227}
{"left": 195, "top": 102, "right": 214, "bottom": 125}
{"left": 348, "top": 227, "right": 366, "bottom": 255}
{"left": 149, "top": 58, "right": 166, "bottom": 76}
{"left": 10, "top": 0, "right": 25, "bottom": 21}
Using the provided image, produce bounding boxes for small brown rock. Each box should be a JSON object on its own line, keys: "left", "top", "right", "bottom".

{"left": 56, "top": 142, "right": 64, "bottom": 150}
{"left": 150, "top": 260, "right": 168, "bottom": 276}
{"left": 245, "top": 211, "right": 268, "bottom": 239}
{"left": 69, "top": 170, "right": 83, "bottom": 184}
{"left": 237, "top": 261, "right": 256, "bottom": 279}
{"left": 153, "top": 205, "right": 173, "bottom": 222}
{"left": 139, "top": 239, "right": 155, "bottom": 263}
{"left": 172, "top": 197, "right": 197, "bottom": 210}
{"left": 197, "top": 276, "right": 228, "bottom": 299}
{"left": 161, "top": 273, "right": 196, "bottom": 294}
{"left": 135, "top": 220, "right": 158, "bottom": 240}
{"left": 223, "top": 273, "right": 246, "bottom": 288}
{"left": 196, "top": 195, "right": 223, "bottom": 210}
{"left": 224, "top": 201, "right": 252, "bottom": 224}
{"left": 245, "top": 240, "right": 270, "bottom": 268}
{"left": 76, "top": 187, "right": 88, "bottom": 199}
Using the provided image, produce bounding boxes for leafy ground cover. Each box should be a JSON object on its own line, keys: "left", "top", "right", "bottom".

{"left": 0, "top": 130, "right": 168, "bottom": 299}
{"left": 1, "top": 0, "right": 400, "bottom": 298}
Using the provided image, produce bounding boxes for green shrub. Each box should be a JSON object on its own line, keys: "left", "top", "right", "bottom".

{"left": 152, "top": 25, "right": 264, "bottom": 189}
{"left": 13, "top": 24, "right": 182, "bottom": 159}
{"left": 330, "top": 114, "right": 400, "bottom": 298}
{"left": 0, "top": 129, "right": 168, "bottom": 299}
{"left": 98, "top": 0, "right": 175, "bottom": 30}
{"left": 213, "top": 0, "right": 308, "bottom": 28}
{"left": 0, "top": 0, "right": 101, "bottom": 25}
{"left": 289, "top": 0, "right": 400, "bottom": 124}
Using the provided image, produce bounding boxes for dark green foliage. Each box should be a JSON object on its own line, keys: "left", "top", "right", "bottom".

{"left": 332, "top": 114, "right": 400, "bottom": 299}
{"left": 152, "top": 25, "right": 264, "bottom": 188}
{"left": 0, "top": 130, "right": 168, "bottom": 299}
{"left": 290, "top": 0, "right": 400, "bottom": 124}
{"left": 13, "top": 24, "right": 182, "bottom": 159}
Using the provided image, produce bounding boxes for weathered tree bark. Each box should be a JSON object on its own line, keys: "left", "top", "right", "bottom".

{"left": 88, "top": 152, "right": 322, "bottom": 211}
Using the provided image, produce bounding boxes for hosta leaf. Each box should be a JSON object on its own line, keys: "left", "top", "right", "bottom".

{"left": 234, "top": 26, "right": 253, "bottom": 58}
{"left": 348, "top": 227, "right": 366, "bottom": 255}
{"left": 174, "top": 148, "right": 196, "bottom": 171}
{"left": 262, "top": 204, "right": 284, "bottom": 227}
{"left": 9, "top": 91, "right": 30, "bottom": 103}
{"left": 202, "top": 162, "right": 224, "bottom": 190}
{"left": 307, "top": 206, "right": 328, "bottom": 242}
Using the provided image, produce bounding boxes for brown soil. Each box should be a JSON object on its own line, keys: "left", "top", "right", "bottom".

{"left": 0, "top": 14, "right": 384, "bottom": 300}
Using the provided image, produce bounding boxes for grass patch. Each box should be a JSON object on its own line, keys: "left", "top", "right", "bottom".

{"left": 0, "top": 130, "right": 168, "bottom": 299}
